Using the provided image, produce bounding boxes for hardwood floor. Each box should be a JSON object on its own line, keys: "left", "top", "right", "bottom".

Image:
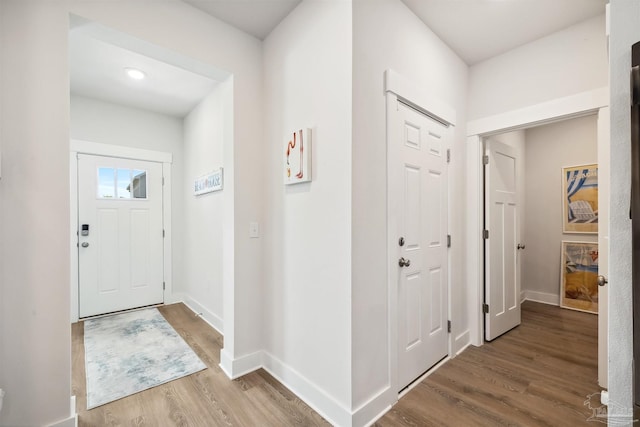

{"left": 73, "top": 301, "right": 600, "bottom": 426}
{"left": 72, "top": 303, "right": 329, "bottom": 426}
{"left": 375, "top": 301, "right": 601, "bottom": 426}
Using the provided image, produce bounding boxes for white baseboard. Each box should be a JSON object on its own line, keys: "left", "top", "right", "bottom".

{"left": 219, "top": 348, "right": 234, "bottom": 379}
{"left": 262, "top": 351, "right": 352, "bottom": 427}
{"left": 180, "top": 294, "right": 224, "bottom": 335}
{"left": 522, "top": 290, "right": 559, "bottom": 306}
{"left": 71, "top": 395, "right": 76, "bottom": 423}
{"left": 219, "top": 349, "right": 262, "bottom": 380}
{"left": 179, "top": 291, "right": 399, "bottom": 427}
{"left": 47, "top": 416, "right": 77, "bottom": 427}
{"left": 47, "top": 396, "right": 77, "bottom": 427}
{"left": 352, "top": 386, "right": 394, "bottom": 427}
{"left": 218, "top": 348, "right": 391, "bottom": 427}
{"left": 454, "top": 329, "right": 470, "bottom": 355}
{"left": 165, "top": 291, "right": 185, "bottom": 305}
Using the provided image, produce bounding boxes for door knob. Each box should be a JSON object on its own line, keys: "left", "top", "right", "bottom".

{"left": 517, "top": 243, "right": 526, "bottom": 250}
{"left": 398, "top": 257, "right": 411, "bottom": 267}
{"left": 597, "top": 275, "right": 608, "bottom": 287}
{"left": 81, "top": 242, "right": 89, "bottom": 248}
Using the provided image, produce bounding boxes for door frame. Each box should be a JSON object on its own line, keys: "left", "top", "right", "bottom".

{"left": 69, "top": 140, "right": 173, "bottom": 322}
{"left": 466, "top": 87, "right": 609, "bottom": 347}
{"left": 385, "top": 70, "right": 457, "bottom": 395}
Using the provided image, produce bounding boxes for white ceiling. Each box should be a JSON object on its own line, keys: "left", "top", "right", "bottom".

{"left": 399, "top": 0, "right": 608, "bottom": 65}
{"left": 69, "top": 36, "right": 218, "bottom": 117}
{"left": 181, "top": 0, "right": 302, "bottom": 39}
{"left": 69, "top": 1, "right": 608, "bottom": 118}
{"left": 178, "top": 0, "right": 607, "bottom": 64}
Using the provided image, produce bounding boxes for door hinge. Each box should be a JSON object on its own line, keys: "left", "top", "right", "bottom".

{"left": 162, "top": 176, "right": 165, "bottom": 185}
{"left": 446, "top": 149, "right": 451, "bottom": 163}
{"left": 483, "top": 155, "right": 489, "bottom": 165}
{"left": 163, "top": 282, "right": 166, "bottom": 290}
{"left": 483, "top": 303, "right": 489, "bottom": 314}
{"left": 447, "top": 320, "right": 452, "bottom": 333}
{"left": 163, "top": 229, "right": 165, "bottom": 238}
{"left": 483, "top": 229, "right": 489, "bottom": 239}
{"left": 447, "top": 234, "right": 451, "bottom": 248}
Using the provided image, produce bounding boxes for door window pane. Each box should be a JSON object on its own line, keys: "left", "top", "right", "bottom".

{"left": 98, "top": 168, "right": 115, "bottom": 198}
{"left": 131, "top": 170, "right": 147, "bottom": 199}
{"left": 117, "top": 168, "right": 132, "bottom": 199}
{"left": 97, "top": 167, "right": 147, "bottom": 199}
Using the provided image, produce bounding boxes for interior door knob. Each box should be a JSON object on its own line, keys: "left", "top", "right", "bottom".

{"left": 81, "top": 242, "right": 89, "bottom": 248}
{"left": 398, "top": 257, "right": 411, "bottom": 267}
{"left": 597, "top": 275, "right": 608, "bottom": 287}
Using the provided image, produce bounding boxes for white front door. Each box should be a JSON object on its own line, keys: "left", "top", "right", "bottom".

{"left": 78, "top": 154, "right": 164, "bottom": 318}
{"left": 484, "top": 140, "right": 521, "bottom": 341}
{"left": 392, "top": 101, "right": 449, "bottom": 391}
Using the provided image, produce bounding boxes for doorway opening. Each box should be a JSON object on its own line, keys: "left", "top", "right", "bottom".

{"left": 483, "top": 114, "right": 600, "bottom": 343}
{"left": 467, "top": 88, "right": 609, "bottom": 389}
{"left": 68, "top": 15, "right": 232, "bottom": 323}
{"left": 68, "top": 14, "right": 237, "bottom": 414}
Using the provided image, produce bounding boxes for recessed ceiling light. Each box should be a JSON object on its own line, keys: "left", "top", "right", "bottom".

{"left": 125, "top": 67, "right": 146, "bottom": 80}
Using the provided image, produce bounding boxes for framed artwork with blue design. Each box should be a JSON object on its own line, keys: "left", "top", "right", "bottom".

{"left": 562, "top": 164, "right": 598, "bottom": 234}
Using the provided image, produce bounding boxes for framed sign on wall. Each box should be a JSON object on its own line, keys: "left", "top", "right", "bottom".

{"left": 194, "top": 167, "right": 223, "bottom": 196}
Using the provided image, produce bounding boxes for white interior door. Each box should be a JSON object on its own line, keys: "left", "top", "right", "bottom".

{"left": 393, "top": 101, "right": 449, "bottom": 391}
{"left": 484, "top": 140, "right": 521, "bottom": 341}
{"left": 597, "top": 107, "right": 609, "bottom": 389}
{"left": 78, "top": 154, "right": 164, "bottom": 318}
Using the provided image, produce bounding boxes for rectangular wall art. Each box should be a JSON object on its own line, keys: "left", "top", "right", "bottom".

{"left": 194, "top": 167, "right": 223, "bottom": 196}
{"left": 562, "top": 164, "right": 598, "bottom": 234}
{"left": 284, "top": 128, "right": 312, "bottom": 185}
{"left": 560, "top": 240, "right": 598, "bottom": 314}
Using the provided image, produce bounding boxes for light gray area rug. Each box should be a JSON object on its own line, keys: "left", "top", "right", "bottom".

{"left": 84, "top": 307, "right": 206, "bottom": 409}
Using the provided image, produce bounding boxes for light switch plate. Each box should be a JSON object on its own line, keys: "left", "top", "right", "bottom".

{"left": 249, "top": 222, "right": 259, "bottom": 238}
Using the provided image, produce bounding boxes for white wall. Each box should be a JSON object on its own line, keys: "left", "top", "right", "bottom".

{"left": 352, "top": 0, "right": 468, "bottom": 419}
{"left": 70, "top": 95, "right": 184, "bottom": 154}
{"left": 522, "top": 115, "right": 598, "bottom": 303}
{"left": 608, "top": 0, "right": 637, "bottom": 417}
{"left": 182, "top": 87, "right": 225, "bottom": 330}
{"left": 262, "top": 0, "right": 352, "bottom": 423}
{"left": 70, "top": 95, "right": 185, "bottom": 296}
{"left": 0, "top": 2, "right": 71, "bottom": 425}
{"left": 468, "top": 14, "right": 608, "bottom": 121}
{"left": 0, "top": 0, "right": 263, "bottom": 424}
